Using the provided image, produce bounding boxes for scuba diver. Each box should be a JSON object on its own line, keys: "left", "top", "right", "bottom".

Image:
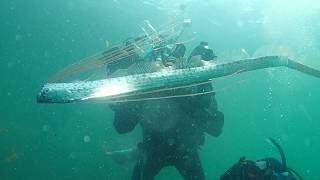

{"left": 220, "top": 138, "right": 303, "bottom": 180}
{"left": 109, "top": 42, "right": 224, "bottom": 180}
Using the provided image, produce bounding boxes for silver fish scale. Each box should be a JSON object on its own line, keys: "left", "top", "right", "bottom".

{"left": 37, "top": 56, "right": 320, "bottom": 103}
{"left": 131, "top": 65, "right": 210, "bottom": 90}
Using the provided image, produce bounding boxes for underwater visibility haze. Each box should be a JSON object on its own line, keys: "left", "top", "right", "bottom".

{"left": 1, "top": 0, "right": 320, "bottom": 179}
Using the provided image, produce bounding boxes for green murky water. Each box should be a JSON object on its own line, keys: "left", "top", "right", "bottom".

{"left": 1, "top": 0, "right": 320, "bottom": 179}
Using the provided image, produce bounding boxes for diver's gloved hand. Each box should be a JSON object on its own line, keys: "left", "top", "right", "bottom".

{"left": 111, "top": 101, "right": 143, "bottom": 134}
{"left": 192, "top": 108, "right": 224, "bottom": 137}
{"left": 210, "top": 111, "right": 224, "bottom": 137}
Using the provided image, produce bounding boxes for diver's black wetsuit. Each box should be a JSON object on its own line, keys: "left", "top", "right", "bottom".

{"left": 111, "top": 83, "right": 224, "bottom": 180}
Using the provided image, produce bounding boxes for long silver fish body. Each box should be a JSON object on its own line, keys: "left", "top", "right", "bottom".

{"left": 37, "top": 56, "right": 320, "bottom": 103}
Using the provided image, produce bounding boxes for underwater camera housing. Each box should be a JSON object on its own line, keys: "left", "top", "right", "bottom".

{"left": 220, "top": 138, "right": 303, "bottom": 180}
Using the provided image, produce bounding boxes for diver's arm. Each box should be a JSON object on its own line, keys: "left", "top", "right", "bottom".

{"left": 203, "top": 110, "right": 224, "bottom": 137}
{"left": 202, "top": 92, "right": 224, "bottom": 137}
{"left": 189, "top": 83, "right": 224, "bottom": 136}
{"left": 110, "top": 102, "right": 141, "bottom": 134}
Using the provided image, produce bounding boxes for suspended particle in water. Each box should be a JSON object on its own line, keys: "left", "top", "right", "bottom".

{"left": 281, "top": 134, "right": 289, "bottom": 142}
{"left": 83, "top": 135, "right": 91, "bottom": 143}
{"left": 7, "top": 61, "right": 15, "bottom": 69}
{"left": 69, "top": 152, "right": 76, "bottom": 159}
{"left": 71, "top": 166, "right": 80, "bottom": 173}
{"left": 306, "top": 169, "right": 310, "bottom": 174}
{"left": 167, "top": 138, "right": 175, "bottom": 146}
{"left": 42, "top": 125, "right": 50, "bottom": 132}
{"left": 15, "top": 34, "right": 22, "bottom": 41}
{"left": 105, "top": 40, "right": 110, "bottom": 49}
{"left": 240, "top": 48, "right": 250, "bottom": 57}
{"left": 237, "top": 20, "right": 244, "bottom": 27}
{"left": 304, "top": 138, "right": 311, "bottom": 147}
{"left": 179, "top": 4, "right": 186, "bottom": 11}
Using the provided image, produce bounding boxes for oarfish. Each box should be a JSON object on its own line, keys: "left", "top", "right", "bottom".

{"left": 37, "top": 56, "right": 320, "bottom": 103}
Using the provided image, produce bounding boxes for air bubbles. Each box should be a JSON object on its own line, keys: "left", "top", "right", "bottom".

{"left": 306, "top": 169, "right": 311, "bottom": 174}
{"left": 83, "top": 135, "right": 91, "bottom": 143}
